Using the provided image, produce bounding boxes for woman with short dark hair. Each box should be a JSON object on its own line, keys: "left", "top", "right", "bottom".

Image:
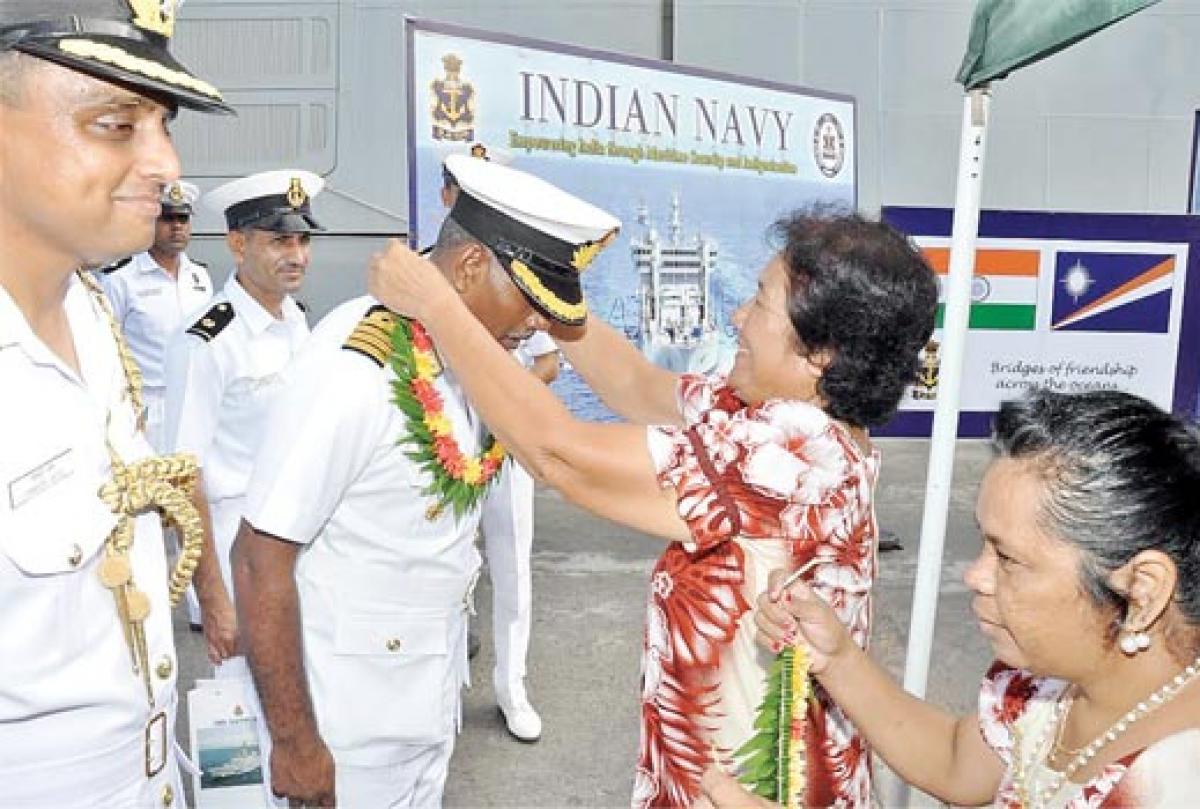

{"left": 368, "top": 207, "right": 938, "bottom": 807}
{"left": 710, "top": 389, "right": 1200, "bottom": 807}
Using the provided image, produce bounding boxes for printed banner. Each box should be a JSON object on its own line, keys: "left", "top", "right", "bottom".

{"left": 406, "top": 18, "right": 856, "bottom": 420}
{"left": 883, "top": 207, "right": 1200, "bottom": 437}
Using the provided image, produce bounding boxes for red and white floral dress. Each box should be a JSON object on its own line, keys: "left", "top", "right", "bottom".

{"left": 635, "top": 374, "right": 881, "bottom": 808}
{"left": 980, "top": 663, "right": 1200, "bottom": 808}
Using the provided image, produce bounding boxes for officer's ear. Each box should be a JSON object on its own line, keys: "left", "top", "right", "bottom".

{"left": 226, "top": 229, "right": 247, "bottom": 264}
{"left": 447, "top": 241, "right": 490, "bottom": 294}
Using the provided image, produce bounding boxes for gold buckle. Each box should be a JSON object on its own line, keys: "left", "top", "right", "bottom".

{"left": 144, "top": 710, "right": 168, "bottom": 778}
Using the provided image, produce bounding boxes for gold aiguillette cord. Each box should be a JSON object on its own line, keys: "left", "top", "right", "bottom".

{"left": 82, "top": 269, "right": 205, "bottom": 705}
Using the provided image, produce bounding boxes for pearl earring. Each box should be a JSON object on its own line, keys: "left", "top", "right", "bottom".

{"left": 1136, "top": 631, "right": 1151, "bottom": 651}
{"left": 1120, "top": 633, "right": 1140, "bottom": 655}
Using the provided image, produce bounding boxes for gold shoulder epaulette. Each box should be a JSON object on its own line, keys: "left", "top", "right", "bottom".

{"left": 342, "top": 304, "right": 396, "bottom": 367}
{"left": 186, "top": 302, "right": 235, "bottom": 342}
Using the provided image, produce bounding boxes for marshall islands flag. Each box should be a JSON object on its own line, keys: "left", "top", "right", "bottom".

{"left": 923, "top": 246, "right": 1039, "bottom": 330}
{"left": 1051, "top": 251, "right": 1175, "bottom": 333}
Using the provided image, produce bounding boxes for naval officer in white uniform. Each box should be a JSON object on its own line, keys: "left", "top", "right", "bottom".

{"left": 481, "top": 329, "right": 560, "bottom": 742}
{"left": 100, "top": 180, "right": 212, "bottom": 452}
{"left": 0, "top": 1, "right": 232, "bottom": 806}
{"left": 163, "top": 170, "right": 319, "bottom": 678}
{"left": 439, "top": 144, "right": 556, "bottom": 742}
{"left": 232, "top": 154, "right": 620, "bottom": 808}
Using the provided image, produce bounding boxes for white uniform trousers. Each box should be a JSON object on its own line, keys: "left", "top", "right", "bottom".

{"left": 480, "top": 460, "right": 535, "bottom": 691}
{"left": 334, "top": 740, "right": 454, "bottom": 809}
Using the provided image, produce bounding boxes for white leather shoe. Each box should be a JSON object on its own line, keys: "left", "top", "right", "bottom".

{"left": 497, "top": 683, "right": 542, "bottom": 743}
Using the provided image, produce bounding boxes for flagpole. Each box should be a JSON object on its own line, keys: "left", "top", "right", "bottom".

{"left": 893, "top": 86, "right": 991, "bottom": 807}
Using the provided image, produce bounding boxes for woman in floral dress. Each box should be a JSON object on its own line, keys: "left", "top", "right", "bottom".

{"left": 721, "top": 389, "right": 1200, "bottom": 808}
{"left": 368, "top": 209, "right": 938, "bottom": 807}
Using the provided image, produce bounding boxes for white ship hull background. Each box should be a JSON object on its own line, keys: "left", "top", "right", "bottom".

{"left": 627, "top": 195, "right": 733, "bottom": 375}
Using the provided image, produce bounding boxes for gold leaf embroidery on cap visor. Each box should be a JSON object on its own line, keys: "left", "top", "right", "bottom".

{"left": 58, "top": 39, "right": 223, "bottom": 100}
{"left": 570, "top": 228, "right": 619, "bottom": 271}
{"left": 509, "top": 260, "right": 587, "bottom": 323}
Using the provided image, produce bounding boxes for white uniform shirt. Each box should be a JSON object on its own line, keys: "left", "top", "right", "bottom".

{"left": 100, "top": 250, "right": 213, "bottom": 390}
{"left": 243, "top": 296, "right": 483, "bottom": 765}
{"left": 163, "top": 275, "right": 309, "bottom": 503}
{"left": 0, "top": 276, "right": 178, "bottom": 787}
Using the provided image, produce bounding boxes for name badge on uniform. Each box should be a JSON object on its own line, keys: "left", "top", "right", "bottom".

{"left": 137, "top": 288, "right": 164, "bottom": 298}
{"left": 8, "top": 448, "right": 74, "bottom": 510}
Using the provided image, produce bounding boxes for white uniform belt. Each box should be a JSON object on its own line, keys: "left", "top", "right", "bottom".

{"left": 0, "top": 694, "right": 178, "bottom": 803}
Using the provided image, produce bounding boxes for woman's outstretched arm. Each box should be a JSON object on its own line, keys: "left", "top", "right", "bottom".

{"left": 756, "top": 574, "right": 1003, "bottom": 805}
{"left": 553, "top": 315, "right": 683, "bottom": 426}
{"left": 370, "top": 240, "right": 690, "bottom": 543}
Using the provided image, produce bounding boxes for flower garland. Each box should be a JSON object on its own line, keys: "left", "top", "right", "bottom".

{"left": 389, "top": 317, "right": 506, "bottom": 518}
{"left": 735, "top": 644, "right": 810, "bottom": 807}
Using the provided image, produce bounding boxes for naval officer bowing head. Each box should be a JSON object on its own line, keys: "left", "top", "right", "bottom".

{"left": 231, "top": 155, "right": 619, "bottom": 809}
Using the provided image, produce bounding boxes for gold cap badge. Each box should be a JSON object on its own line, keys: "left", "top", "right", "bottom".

{"left": 128, "top": 0, "right": 179, "bottom": 39}
{"left": 286, "top": 177, "right": 307, "bottom": 208}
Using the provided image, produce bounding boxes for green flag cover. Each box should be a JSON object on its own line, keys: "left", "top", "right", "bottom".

{"left": 956, "top": 0, "right": 1160, "bottom": 89}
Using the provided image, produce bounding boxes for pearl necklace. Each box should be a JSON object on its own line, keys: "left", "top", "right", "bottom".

{"left": 1012, "top": 654, "right": 1200, "bottom": 808}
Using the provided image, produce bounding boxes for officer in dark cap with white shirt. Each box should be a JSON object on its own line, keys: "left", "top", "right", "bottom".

{"left": 232, "top": 155, "right": 618, "bottom": 807}
{"left": 0, "top": 1, "right": 229, "bottom": 806}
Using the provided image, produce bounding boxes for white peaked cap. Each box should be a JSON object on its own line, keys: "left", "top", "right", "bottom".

{"left": 444, "top": 154, "right": 618, "bottom": 245}
{"left": 160, "top": 180, "right": 200, "bottom": 209}
{"left": 204, "top": 169, "right": 325, "bottom": 233}
{"left": 442, "top": 154, "right": 620, "bottom": 325}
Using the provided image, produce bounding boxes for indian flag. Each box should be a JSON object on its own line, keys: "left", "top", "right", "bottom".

{"left": 922, "top": 247, "right": 1039, "bottom": 331}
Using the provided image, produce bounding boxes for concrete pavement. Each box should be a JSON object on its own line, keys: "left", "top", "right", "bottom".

{"left": 173, "top": 438, "right": 997, "bottom": 807}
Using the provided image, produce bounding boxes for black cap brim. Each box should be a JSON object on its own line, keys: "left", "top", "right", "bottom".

{"left": 15, "top": 35, "right": 232, "bottom": 114}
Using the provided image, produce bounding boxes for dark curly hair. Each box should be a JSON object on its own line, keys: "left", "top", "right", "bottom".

{"left": 772, "top": 208, "right": 938, "bottom": 427}
{"left": 994, "top": 389, "right": 1200, "bottom": 642}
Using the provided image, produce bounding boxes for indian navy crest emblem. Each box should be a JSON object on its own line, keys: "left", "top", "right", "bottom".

{"left": 286, "top": 177, "right": 307, "bottom": 208}
{"left": 812, "top": 112, "right": 846, "bottom": 179}
{"left": 912, "top": 339, "right": 941, "bottom": 400}
{"left": 431, "top": 53, "right": 476, "bottom": 142}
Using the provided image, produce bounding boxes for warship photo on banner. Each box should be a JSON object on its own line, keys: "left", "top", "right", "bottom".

{"left": 631, "top": 195, "right": 722, "bottom": 374}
